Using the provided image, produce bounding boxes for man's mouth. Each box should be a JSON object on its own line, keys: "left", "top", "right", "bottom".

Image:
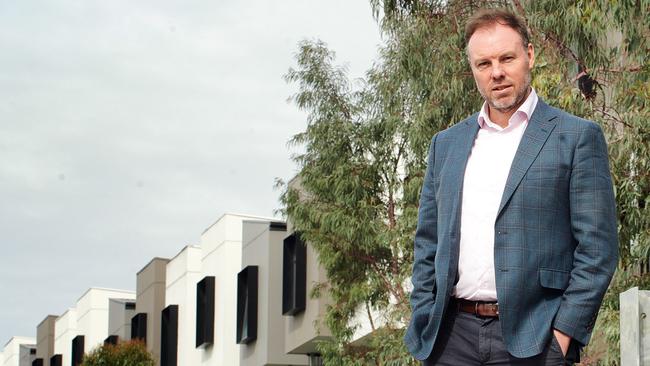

{"left": 492, "top": 85, "right": 511, "bottom": 92}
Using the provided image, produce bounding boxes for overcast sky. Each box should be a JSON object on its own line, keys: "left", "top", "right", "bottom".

{"left": 0, "top": 0, "right": 381, "bottom": 345}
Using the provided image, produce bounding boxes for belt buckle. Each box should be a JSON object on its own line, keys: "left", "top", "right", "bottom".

{"left": 485, "top": 303, "right": 498, "bottom": 316}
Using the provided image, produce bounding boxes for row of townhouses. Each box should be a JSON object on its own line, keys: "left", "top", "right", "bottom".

{"left": 2, "top": 212, "right": 380, "bottom": 366}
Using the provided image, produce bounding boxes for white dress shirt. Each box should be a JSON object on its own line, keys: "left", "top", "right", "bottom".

{"left": 453, "top": 89, "right": 539, "bottom": 301}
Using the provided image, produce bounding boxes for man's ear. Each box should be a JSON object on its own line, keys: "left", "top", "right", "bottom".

{"left": 527, "top": 43, "right": 535, "bottom": 70}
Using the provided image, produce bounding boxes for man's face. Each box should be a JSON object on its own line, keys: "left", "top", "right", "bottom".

{"left": 467, "top": 23, "right": 535, "bottom": 114}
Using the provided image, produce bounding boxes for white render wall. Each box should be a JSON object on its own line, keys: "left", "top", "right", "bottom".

{"left": 108, "top": 298, "right": 137, "bottom": 341}
{"left": 54, "top": 308, "right": 77, "bottom": 366}
{"left": 76, "top": 288, "right": 136, "bottom": 353}
{"left": 18, "top": 344, "right": 36, "bottom": 366}
{"left": 350, "top": 305, "right": 385, "bottom": 346}
{"left": 2, "top": 337, "right": 36, "bottom": 366}
{"left": 54, "top": 288, "right": 135, "bottom": 364}
{"left": 165, "top": 245, "right": 202, "bottom": 366}
{"left": 240, "top": 220, "right": 307, "bottom": 366}
{"left": 199, "top": 213, "right": 274, "bottom": 366}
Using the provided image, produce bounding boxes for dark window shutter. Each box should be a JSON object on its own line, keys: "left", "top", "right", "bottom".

{"left": 196, "top": 276, "right": 215, "bottom": 348}
{"left": 236, "top": 265, "right": 258, "bottom": 344}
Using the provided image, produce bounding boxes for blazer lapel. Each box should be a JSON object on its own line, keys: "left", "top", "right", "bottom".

{"left": 496, "top": 100, "right": 558, "bottom": 218}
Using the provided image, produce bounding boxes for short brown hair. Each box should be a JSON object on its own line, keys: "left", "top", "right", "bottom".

{"left": 464, "top": 8, "right": 530, "bottom": 50}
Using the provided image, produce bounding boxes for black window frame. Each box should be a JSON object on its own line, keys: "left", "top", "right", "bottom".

{"left": 131, "top": 313, "right": 148, "bottom": 342}
{"left": 32, "top": 359, "right": 43, "bottom": 366}
{"left": 195, "top": 276, "right": 215, "bottom": 348}
{"left": 50, "top": 354, "right": 62, "bottom": 366}
{"left": 104, "top": 335, "right": 119, "bottom": 346}
{"left": 161, "top": 304, "right": 179, "bottom": 366}
{"left": 282, "top": 232, "right": 307, "bottom": 315}
{"left": 236, "top": 265, "right": 258, "bottom": 344}
{"left": 71, "top": 335, "right": 85, "bottom": 366}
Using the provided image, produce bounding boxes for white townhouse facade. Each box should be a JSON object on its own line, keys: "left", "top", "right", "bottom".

{"left": 51, "top": 288, "right": 135, "bottom": 366}
{"left": 2, "top": 336, "right": 35, "bottom": 366}
{"left": 164, "top": 244, "right": 202, "bottom": 366}
{"left": 4, "top": 210, "right": 385, "bottom": 366}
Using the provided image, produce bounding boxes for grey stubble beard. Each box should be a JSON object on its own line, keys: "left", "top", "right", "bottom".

{"left": 480, "top": 72, "right": 532, "bottom": 115}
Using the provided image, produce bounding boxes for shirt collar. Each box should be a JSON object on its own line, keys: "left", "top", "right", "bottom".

{"left": 478, "top": 88, "right": 538, "bottom": 130}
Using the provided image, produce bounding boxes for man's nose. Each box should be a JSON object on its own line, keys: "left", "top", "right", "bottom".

{"left": 491, "top": 63, "right": 505, "bottom": 79}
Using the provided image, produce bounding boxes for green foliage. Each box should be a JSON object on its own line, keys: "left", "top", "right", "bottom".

{"left": 282, "top": 0, "right": 649, "bottom": 364}
{"left": 80, "top": 340, "right": 154, "bottom": 366}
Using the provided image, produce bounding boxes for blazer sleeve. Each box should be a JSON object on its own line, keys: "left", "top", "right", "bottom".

{"left": 552, "top": 122, "right": 619, "bottom": 345}
{"left": 409, "top": 134, "right": 440, "bottom": 320}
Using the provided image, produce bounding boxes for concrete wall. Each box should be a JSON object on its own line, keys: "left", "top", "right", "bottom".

{"left": 108, "top": 298, "right": 137, "bottom": 341}
{"left": 76, "top": 288, "right": 135, "bottom": 353}
{"left": 165, "top": 245, "right": 202, "bottom": 366}
{"left": 36, "top": 315, "right": 57, "bottom": 366}
{"left": 240, "top": 220, "right": 307, "bottom": 366}
{"left": 136, "top": 257, "right": 170, "bottom": 366}
{"left": 54, "top": 309, "right": 77, "bottom": 366}
{"left": 2, "top": 337, "right": 35, "bottom": 366}
{"left": 620, "top": 287, "right": 650, "bottom": 366}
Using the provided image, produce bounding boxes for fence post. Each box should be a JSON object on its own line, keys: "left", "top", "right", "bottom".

{"left": 620, "top": 287, "right": 650, "bottom": 366}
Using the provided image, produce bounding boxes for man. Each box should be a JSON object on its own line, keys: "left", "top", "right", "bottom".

{"left": 404, "top": 8, "right": 618, "bottom": 366}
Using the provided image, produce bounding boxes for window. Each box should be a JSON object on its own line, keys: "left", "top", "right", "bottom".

{"left": 282, "top": 232, "right": 307, "bottom": 315}
{"left": 71, "top": 335, "right": 85, "bottom": 366}
{"left": 31, "top": 359, "right": 43, "bottom": 366}
{"left": 131, "top": 313, "right": 148, "bottom": 342}
{"left": 50, "top": 354, "right": 62, "bottom": 366}
{"left": 269, "top": 221, "right": 287, "bottom": 231}
{"left": 104, "top": 335, "right": 119, "bottom": 346}
{"left": 161, "top": 305, "right": 178, "bottom": 366}
{"left": 308, "top": 354, "right": 324, "bottom": 366}
{"left": 196, "top": 276, "right": 215, "bottom": 348}
{"left": 236, "top": 265, "right": 258, "bottom": 344}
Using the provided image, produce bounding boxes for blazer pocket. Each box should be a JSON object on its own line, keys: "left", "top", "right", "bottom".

{"left": 525, "top": 166, "right": 570, "bottom": 181}
{"left": 539, "top": 268, "right": 570, "bottom": 290}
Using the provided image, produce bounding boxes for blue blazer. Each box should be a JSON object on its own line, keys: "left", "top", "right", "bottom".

{"left": 404, "top": 100, "right": 618, "bottom": 360}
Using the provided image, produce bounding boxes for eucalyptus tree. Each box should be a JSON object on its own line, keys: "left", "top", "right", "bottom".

{"left": 281, "top": 1, "right": 648, "bottom": 364}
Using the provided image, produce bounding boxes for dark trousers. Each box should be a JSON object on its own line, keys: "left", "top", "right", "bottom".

{"left": 422, "top": 306, "right": 578, "bottom": 365}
